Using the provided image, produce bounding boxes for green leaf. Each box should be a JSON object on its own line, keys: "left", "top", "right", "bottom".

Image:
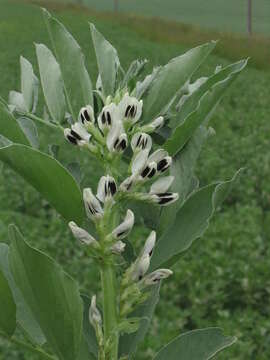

{"left": 119, "top": 284, "right": 160, "bottom": 358}
{"left": 164, "top": 59, "right": 247, "bottom": 157}
{"left": 141, "top": 41, "right": 216, "bottom": 122}
{"left": 43, "top": 9, "right": 93, "bottom": 119}
{"left": 9, "top": 225, "right": 84, "bottom": 360}
{"left": 172, "top": 59, "right": 248, "bottom": 127}
{"left": 0, "top": 144, "right": 84, "bottom": 224}
{"left": 0, "top": 102, "right": 30, "bottom": 145}
{"left": 153, "top": 328, "right": 236, "bottom": 360}
{"left": 0, "top": 243, "right": 46, "bottom": 344}
{"left": 20, "top": 56, "right": 38, "bottom": 113}
{"left": 35, "top": 43, "right": 66, "bottom": 123}
{"left": 9, "top": 91, "right": 27, "bottom": 113}
{"left": 0, "top": 249, "right": 16, "bottom": 337}
{"left": 158, "top": 126, "right": 209, "bottom": 237}
{"left": 90, "top": 23, "right": 120, "bottom": 96}
{"left": 150, "top": 170, "right": 242, "bottom": 270}
{"left": 17, "top": 117, "right": 39, "bottom": 149}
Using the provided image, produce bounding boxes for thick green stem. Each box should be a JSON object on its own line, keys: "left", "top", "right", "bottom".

{"left": 100, "top": 263, "right": 119, "bottom": 359}
{"left": 0, "top": 330, "right": 56, "bottom": 360}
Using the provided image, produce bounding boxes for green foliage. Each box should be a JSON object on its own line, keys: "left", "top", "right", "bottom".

{"left": 0, "top": 263, "right": 16, "bottom": 337}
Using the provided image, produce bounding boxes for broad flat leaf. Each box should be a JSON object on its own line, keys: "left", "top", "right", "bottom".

{"left": 153, "top": 328, "right": 236, "bottom": 360}
{"left": 0, "top": 243, "right": 46, "bottom": 344}
{"left": 132, "top": 66, "right": 161, "bottom": 100}
{"left": 141, "top": 41, "right": 216, "bottom": 122}
{"left": 17, "top": 117, "right": 39, "bottom": 149}
{"left": 20, "top": 56, "right": 37, "bottom": 112}
{"left": 172, "top": 59, "right": 248, "bottom": 127}
{"left": 9, "top": 225, "right": 83, "bottom": 360}
{"left": 0, "top": 102, "right": 30, "bottom": 145}
{"left": 158, "top": 126, "right": 209, "bottom": 237}
{"left": 0, "top": 249, "right": 16, "bottom": 337}
{"left": 44, "top": 9, "right": 93, "bottom": 120}
{"left": 119, "top": 284, "right": 160, "bottom": 358}
{"left": 0, "top": 144, "right": 84, "bottom": 224}
{"left": 164, "top": 60, "right": 247, "bottom": 157}
{"left": 90, "top": 23, "right": 120, "bottom": 96}
{"left": 36, "top": 43, "right": 66, "bottom": 123}
{"left": 150, "top": 170, "right": 242, "bottom": 270}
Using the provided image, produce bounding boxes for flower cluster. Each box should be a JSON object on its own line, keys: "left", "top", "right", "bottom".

{"left": 66, "top": 91, "right": 178, "bottom": 336}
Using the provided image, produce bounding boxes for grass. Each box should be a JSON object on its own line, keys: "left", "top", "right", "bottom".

{"left": 0, "top": 0, "right": 270, "bottom": 359}
{"left": 39, "top": 0, "right": 270, "bottom": 36}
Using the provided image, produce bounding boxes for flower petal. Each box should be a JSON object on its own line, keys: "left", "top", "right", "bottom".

{"left": 150, "top": 176, "right": 175, "bottom": 194}
{"left": 83, "top": 188, "right": 104, "bottom": 219}
{"left": 112, "top": 209, "right": 134, "bottom": 239}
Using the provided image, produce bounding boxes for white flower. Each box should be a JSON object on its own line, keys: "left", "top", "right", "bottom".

{"left": 111, "top": 209, "right": 134, "bottom": 239}
{"left": 148, "top": 149, "right": 172, "bottom": 173}
{"left": 141, "top": 231, "right": 156, "bottom": 258}
{"left": 131, "top": 133, "right": 152, "bottom": 152}
{"left": 97, "top": 175, "right": 117, "bottom": 203}
{"left": 83, "top": 188, "right": 104, "bottom": 219}
{"left": 68, "top": 221, "right": 98, "bottom": 246}
{"left": 131, "top": 150, "right": 149, "bottom": 176}
{"left": 140, "top": 161, "right": 157, "bottom": 179}
{"left": 150, "top": 176, "right": 175, "bottom": 194}
{"left": 78, "top": 105, "right": 95, "bottom": 125}
{"left": 89, "top": 295, "right": 102, "bottom": 326}
{"left": 98, "top": 103, "right": 117, "bottom": 132}
{"left": 132, "top": 254, "right": 150, "bottom": 281}
{"left": 106, "top": 120, "right": 128, "bottom": 153}
{"left": 64, "top": 122, "right": 91, "bottom": 146}
{"left": 143, "top": 269, "right": 173, "bottom": 286}
{"left": 111, "top": 240, "right": 126, "bottom": 254}
{"left": 151, "top": 192, "right": 179, "bottom": 206}
{"left": 119, "top": 93, "right": 143, "bottom": 124}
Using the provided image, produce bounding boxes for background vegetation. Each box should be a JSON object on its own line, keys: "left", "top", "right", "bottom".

{"left": 0, "top": 0, "right": 270, "bottom": 359}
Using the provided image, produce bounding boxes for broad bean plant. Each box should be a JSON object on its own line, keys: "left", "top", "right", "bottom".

{"left": 0, "top": 9, "right": 246, "bottom": 360}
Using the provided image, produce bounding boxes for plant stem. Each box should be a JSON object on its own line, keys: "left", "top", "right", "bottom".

{"left": 25, "top": 113, "right": 63, "bottom": 131}
{"left": 0, "top": 330, "right": 56, "bottom": 360}
{"left": 100, "top": 263, "right": 119, "bottom": 359}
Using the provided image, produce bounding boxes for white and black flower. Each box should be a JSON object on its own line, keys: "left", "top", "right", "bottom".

{"left": 119, "top": 93, "right": 143, "bottom": 124}
{"left": 150, "top": 176, "right": 175, "bottom": 195}
{"left": 132, "top": 254, "right": 150, "bottom": 281}
{"left": 79, "top": 105, "right": 95, "bottom": 125}
{"left": 151, "top": 192, "right": 179, "bottom": 206}
{"left": 111, "top": 209, "right": 134, "bottom": 239}
{"left": 148, "top": 149, "right": 172, "bottom": 173}
{"left": 141, "top": 231, "right": 156, "bottom": 258}
{"left": 131, "top": 132, "right": 152, "bottom": 152}
{"left": 143, "top": 269, "right": 173, "bottom": 286}
{"left": 140, "top": 161, "right": 157, "bottom": 179}
{"left": 98, "top": 103, "right": 117, "bottom": 132}
{"left": 83, "top": 188, "right": 104, "bottom": 219}
{"left": 97, "top": 175, "right": 117, "bottom": 203}
{"left": 106, "top": 120, "right": 128, "bottom": 153}
{"left": 64, "top": 122, "right": 91, "bottom": 146}
{"left": 68, "top": 221, "right": 98, "bottom": 247}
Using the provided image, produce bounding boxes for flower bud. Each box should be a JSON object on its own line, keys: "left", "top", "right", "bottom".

{"left": 97, "top": 175, "right": 117, "bottom": 203}
{"left": 132, "top": 254, "right": 150, "bottom": 281}
{"left": 131, "top": 133, "right": 152, "bottom": 152}
{"left": 111, "top": 240, "right": 126, "bottom": 254}
{"left": 141, "top": 231, "right": 156, "bottom": 257}
{"left": 79, "top": 105, "right": 95, "bottom": 125}
{"left": 112, "top": 209, "right": 134, "bottom": 240}
{"left": 149, "top": 116, "right": 164, "bottom": 130}
{"left": 68, "top": 221, "right": 98, "bottom": 246}
{"left": 143, "top": 269, "right": 173, "bottom": 286}
{"left": 89, "top": 295, "right": 102, "bottom": 326}
{"left": 83, "top": 188, "right": 104, "bottom": 219}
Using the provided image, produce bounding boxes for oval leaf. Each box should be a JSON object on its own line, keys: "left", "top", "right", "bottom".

{"left": 153, "top": 328, "right": 236, "bottom": 360}
{"left": 0, "top": 255, "right": 16, "bottom": 337}
{"left": 0, "top": 243, "right": 46, "bottom": 344}
{"left": 43, "top": 9, "right": 93, "bottom": 119}
{"left": 0, "top": 102, "right": 30, "bottom": 145}
{"left": 150, "top": 170, "right": 242, "bottom": 270}
{"left": 142, "top": 41, "right": 216, "bottom": 122}
{"left": 35, "top": 43, "right": 66, "bottom": 123}
{"left": 0, "top": 144, "right": 84, "bottom": 224}
{"left": 9, "top": 225, "right": 83, "bottom": 360}
{"left": 20, "top": 56, "right": 37, "bottom": 113}
{"left": 90, "top": 23, "right": 120, "bottom": 96}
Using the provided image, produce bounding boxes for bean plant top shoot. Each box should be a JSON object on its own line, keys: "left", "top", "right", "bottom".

{"left": 0, "top": 7, "right": 247, "bottom": 360}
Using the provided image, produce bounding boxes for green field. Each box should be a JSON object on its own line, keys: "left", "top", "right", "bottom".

{"left": 74, "top": 0, "right": 270, "bottom": 35}
{"left": 0, "top": 0, "right": 270, "bottom": 359}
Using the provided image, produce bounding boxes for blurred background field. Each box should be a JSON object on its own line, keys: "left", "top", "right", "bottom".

{"left": 0, "top": 0, "right": 270, "bottom": 359}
